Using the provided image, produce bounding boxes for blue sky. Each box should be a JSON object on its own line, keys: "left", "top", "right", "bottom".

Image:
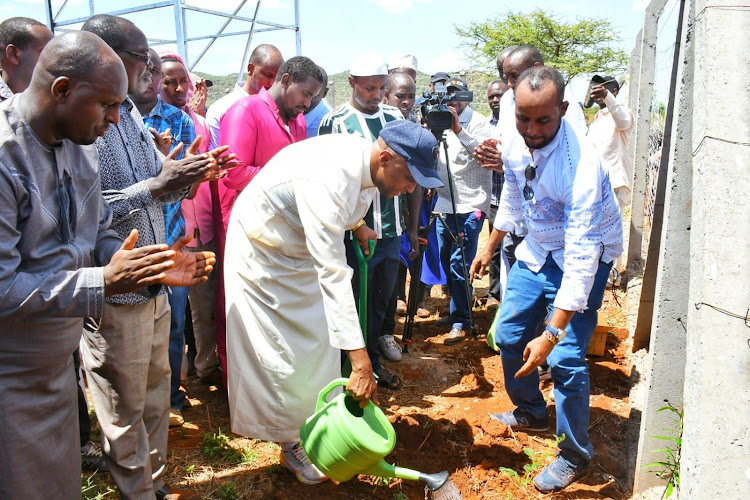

{"left": 4, "top": 0, "right": 651, "bottom": 93}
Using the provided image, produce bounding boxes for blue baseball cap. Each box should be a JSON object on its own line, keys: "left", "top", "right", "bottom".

{"left": 379, "top": 121, "right": 443, "bottom": 189}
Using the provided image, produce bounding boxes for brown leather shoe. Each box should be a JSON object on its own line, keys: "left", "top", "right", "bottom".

{"left": 396, "top": 299, "right": 407, "bottom": 316}
{"left": 416, "top": 306, "right": 431, "bottom": 318}
{"left": 156, "top": 484, "right": 200, "bottom": 500}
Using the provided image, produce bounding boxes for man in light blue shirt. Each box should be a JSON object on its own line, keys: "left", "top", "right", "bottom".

{"left": 303, "top": 65, "right": 332, "bottom": 138}
{"left": 471, "top": 66, "right": 622, "bottom": 493}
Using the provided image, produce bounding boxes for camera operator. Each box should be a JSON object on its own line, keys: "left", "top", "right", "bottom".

{"left": 432, "top": 77, "right": 492, "bottom": 345}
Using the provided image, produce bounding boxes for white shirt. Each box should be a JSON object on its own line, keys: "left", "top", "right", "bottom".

{"left": 228, "top": 134, "right": 377, "bottom": 350}
{"left": 493, "top": 119, "right": 623, "bottom": 312}
{"left": 206, "top": 83, "right": 249, "bottom": 150}
{"left": 587, "top": 91, "right": 634, "bottom": 191}
{"left": 434, "top": 106, "right": 492, "bottom": 215}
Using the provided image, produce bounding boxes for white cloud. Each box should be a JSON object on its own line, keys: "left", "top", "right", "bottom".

{"left": 368, "top": 0, "right": 432, "bottom": 15}
{"left": 632, "top": 0, "right": 650, "bottom": 11}
{"left": 420, "top": 49, "right": 470, "bottom": 75}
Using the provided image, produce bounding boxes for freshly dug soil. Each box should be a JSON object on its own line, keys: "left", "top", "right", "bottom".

{"left": 154, "top": 284, "right": 634, "bottom": 500}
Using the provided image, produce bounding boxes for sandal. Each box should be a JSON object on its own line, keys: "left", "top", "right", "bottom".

{"left": 375, "top": 368, "right": 402, "bottom": 390}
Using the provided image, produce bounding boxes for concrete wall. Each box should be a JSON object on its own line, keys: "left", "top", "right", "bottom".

{"left": 627, "top": 0, "right": 667, "bottom": 275}
{"left": 681, "top": 0, "right": 750, "bottom": 496}
{"left": 633, "top": 0, "right": 691, "bottom": 491}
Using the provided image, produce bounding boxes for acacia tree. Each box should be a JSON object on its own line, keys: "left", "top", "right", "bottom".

{"left": 455, "top": 9, "right": 628, "bottom": 84}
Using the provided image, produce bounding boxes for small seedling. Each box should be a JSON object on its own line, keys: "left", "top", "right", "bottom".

{"left": 498, "top": 435, "right": 565, "bottom": 492}
{"left": 377, "top": 476, "right": 393, "bottom": 487}
{"left": 216, "top": 481, "right": 237, "bottom": 500}
{"left": 201, "top": 428, "right": 242, "bottom": 464}
{"left": 644, "top": 401, "right": 683, "bottom": 498}
{"left": 185, "top": 464, "right": 195, "bottom": 475}
{"left": 240, "top": 448, "right": 259, "bottom": 465}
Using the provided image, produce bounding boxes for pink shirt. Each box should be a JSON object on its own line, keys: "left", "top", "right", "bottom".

{"left": 218, "top": 87, "right": 307, "bottom": 229}
{"left": 181, "top": 106, "right": 213, "bottom": 247}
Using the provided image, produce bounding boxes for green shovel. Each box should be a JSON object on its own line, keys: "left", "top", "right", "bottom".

{"left": 341, "top": 238, "right": 375, "bottom": 377}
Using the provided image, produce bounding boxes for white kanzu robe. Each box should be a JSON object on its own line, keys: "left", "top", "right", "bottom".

{"left": 224, "top": 134, "right": 377, "bottom": 442}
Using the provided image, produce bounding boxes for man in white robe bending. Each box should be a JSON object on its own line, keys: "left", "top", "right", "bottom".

{"left": 224, "top": 120, "right": 443, "bottom": 484}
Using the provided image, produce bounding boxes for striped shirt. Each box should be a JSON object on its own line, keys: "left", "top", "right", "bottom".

{"left": 318, "top": 102, "right": 404, "bottom": 238}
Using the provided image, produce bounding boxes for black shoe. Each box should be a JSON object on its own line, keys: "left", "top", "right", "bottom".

{"left": 81, "top": 441, "right": 109, "bottom": 472}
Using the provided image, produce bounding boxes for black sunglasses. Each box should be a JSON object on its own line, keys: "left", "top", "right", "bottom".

{"left": 117, "top": 48, "right": 151, "bottom": 65}
{"left": 523, "top": 163, "right": 536, "bottom": 201}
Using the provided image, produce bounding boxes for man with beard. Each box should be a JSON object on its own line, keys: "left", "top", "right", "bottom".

{"left": 471, "top": 66, "right": 622, "bottom": 493}
{"left": 220, "top": 56, "right": 323, "bottom": 381}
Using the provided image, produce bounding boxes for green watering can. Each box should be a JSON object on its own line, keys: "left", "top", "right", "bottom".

{"left": 299, "top": 378, "right": 455, "bottom": 493}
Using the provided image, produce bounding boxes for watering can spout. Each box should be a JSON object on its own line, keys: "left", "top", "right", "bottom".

{"left": 363, "top": 461, "right": 451, "bottom": 492}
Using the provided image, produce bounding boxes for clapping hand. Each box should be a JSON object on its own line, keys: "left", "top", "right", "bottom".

{"left": 158, "top": 235, "right": 216, "bottom": 287}
{"left": 474, "top": 138, "right": 503, "bottom": 172}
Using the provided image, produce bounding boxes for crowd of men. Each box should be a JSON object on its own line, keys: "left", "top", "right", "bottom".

{"left": 0, "top": 12, "right": 633, "bottom": 498}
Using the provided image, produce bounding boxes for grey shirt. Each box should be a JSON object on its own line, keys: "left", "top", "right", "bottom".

{"left": 95, "top": 98, "right": 184, "bottom": 305}
{"left": 0, "top": 95, "right": 122, "bottom": 355}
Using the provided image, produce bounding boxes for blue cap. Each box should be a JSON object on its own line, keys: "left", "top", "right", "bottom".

{"left": 379, "top": 121, "right": 443, "bottom": 189}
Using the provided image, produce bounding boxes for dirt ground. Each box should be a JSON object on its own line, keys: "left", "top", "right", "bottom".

{"left": 83, "top": 227, "right": 638, "bottom": 500}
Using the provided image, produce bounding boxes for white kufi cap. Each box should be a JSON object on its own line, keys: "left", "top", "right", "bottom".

{"left": 350, "top": 53, "right": 388, "bottom": 77}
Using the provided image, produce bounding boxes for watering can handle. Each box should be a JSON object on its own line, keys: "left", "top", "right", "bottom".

{"left": 353, "top": 239, "right": 376, "bottom": 265}
{"left": 316, "top": 378, "right": 350, "bottom": 412}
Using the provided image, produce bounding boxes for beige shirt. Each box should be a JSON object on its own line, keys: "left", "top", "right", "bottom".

{"left": 587, "top": 91, "right": 634, "bottom": 192}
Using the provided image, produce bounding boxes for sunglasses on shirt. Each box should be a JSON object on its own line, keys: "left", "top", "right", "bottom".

{"left": 523, "top": 163, "right": 537, "bottom": 201}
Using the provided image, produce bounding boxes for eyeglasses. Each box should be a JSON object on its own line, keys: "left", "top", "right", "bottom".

{"left": 523, "top": 163, "right": 536, "bottom": 201}
{"left": 117, "top": 48, "right": 151, "bottom": 65}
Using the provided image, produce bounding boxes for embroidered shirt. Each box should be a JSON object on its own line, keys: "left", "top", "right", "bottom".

{"left": 493, "top": 118, "right": 623, "bottom": 312}
{"left": 94, "top": 98, "right": 185, "bottom": 305}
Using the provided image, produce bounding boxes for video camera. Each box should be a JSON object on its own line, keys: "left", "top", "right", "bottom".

{"left": 420, "top": 82, "right": 473, "bottom": 134}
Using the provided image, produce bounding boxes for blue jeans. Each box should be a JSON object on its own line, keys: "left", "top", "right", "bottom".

{"left": 436, "top": 212, "right": 485, "bottom": 329}
{"left": 168, "top": 286, "right": 189, "bottom": 410}
{"left": 345, "top": 236, "right": 401, "bottom": 373}
{"left": 494, "top": 254, "right": 610, "bottom": 462}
